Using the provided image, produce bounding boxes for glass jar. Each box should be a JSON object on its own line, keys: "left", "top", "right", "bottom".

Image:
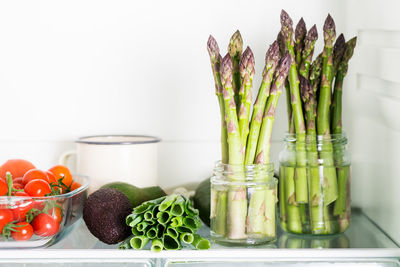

{"left": 279, "top": 133, "right": 351, "bottom": 235}
{"left": 210, "top": 162, "right": 277, "bottom": 245}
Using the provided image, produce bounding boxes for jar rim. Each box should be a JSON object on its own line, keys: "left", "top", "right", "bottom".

{"left": 283, "top": 132, "right": 348, "bottom": 144}
{"left": 214, "top": 161, "right": 274, "bottom": 172}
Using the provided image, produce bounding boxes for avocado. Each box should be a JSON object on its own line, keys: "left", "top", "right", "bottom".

{"left": 83, "top": 188, "right": 132, "bottom": 244}
{"left": 101, "top": 182, "right": 166, "bottom": 208}
{"left": 193, "top": 177, "right": 211, "bottom": 227}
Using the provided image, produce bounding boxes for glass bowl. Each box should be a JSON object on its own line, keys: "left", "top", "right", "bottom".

{"left": 0, "top": 175, "right": 89, "bottom": 248}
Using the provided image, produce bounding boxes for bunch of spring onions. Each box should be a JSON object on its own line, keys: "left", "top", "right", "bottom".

{"left": 119, "top": 195, "right": 210, "bottom": 252}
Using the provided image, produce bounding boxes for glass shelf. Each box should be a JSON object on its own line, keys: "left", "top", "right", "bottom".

{"left": 0, "top": 209, "right": 398, "bottom": 266}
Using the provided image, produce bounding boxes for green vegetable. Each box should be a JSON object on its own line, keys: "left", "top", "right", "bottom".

{"left": 193, "top": 177, "right": 211, "bottom": 226}
{"left": 101, "top": 182, "right": 166, "bottom": 208}
{"left": 151, "top": 239, "right": 163, "bottom": 253}
{"left": 121, "top": 194, "right": 209, "bottom": 252}
{"left": 130, "top": 236, "right": 149, "bottom": 250}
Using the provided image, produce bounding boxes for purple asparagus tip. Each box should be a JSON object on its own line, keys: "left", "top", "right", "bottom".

{"left": 220, "top": 53, "right": 233, "bottom": 92}
{"left": 333, "top": 33, "right": 346, "bottom": 65}
{"left": 207, "top": 35, "right": 220, "bottom": 59}
{"left": 240, "top": 46, "right": 255, "bottom": 78}
{"left": 279, "top": 52, "right": 291, "bottom": 74}
{"left": 307, "top": 25, "right": 318, "bottom": 42}
{"left": 280, "top": 10, "right": 293, "bottom": 28}
{"left": 323, "top": 14, "right": 336, "bottom": 44}
{"left": 265, "top": 41, "right": 280, "bottom": 64}
{"left": 299, "top": 75, "right": 313, "bottom": 103}
{"left": 295, "top": 17, "right": 307, "bottom": 41}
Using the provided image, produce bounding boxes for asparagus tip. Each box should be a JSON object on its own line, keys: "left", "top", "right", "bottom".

{"left": 228, "top": 30, "right": 243, "bottom": 57}
{"left": 240, "top": 46, "right": 255, "bottom": 79}
{"left": 280, "top": 10, "right": 292, "bottom": 27}
{"left": 265, "top": 40, "right": 280, "bottom": 65}
{"left": 299, "top": 75, "right": 313, "bottom": 103}
{"left": 280, "top": 10, "right": 293, "bottom": 43}
{"left": 342, "top": 37, "right": 357, "bottom": 63}
{"left": 276, "top": 51, "right": 291, "bottom": 81}
{"left": 333, "top": 33, "right": 346, "bottom": 66}
{"left": 323, "top": 14, "right": 336, "bottom": 44}
{"left": 207, "top": 35, "right": 220, "bottom": 59}
{"left": 307, "top": 24, "right": 318, "bottom": 42}
{"left": 295, "top": 17, "right": 307, "bottom": 41}
{"left": 220, "top": 54, "right": 233, "bottom": 96}
{"left": 277, "top": 31, "right": 287, "bottom": 55}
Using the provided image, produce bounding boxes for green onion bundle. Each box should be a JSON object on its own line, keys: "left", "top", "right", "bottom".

{"left": 119, "top": 195, "right": 210, "bottom": 252}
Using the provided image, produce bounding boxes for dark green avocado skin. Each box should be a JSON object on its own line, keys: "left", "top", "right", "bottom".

{"left": 83, "top": 188, "right": 132, "bottom": 245}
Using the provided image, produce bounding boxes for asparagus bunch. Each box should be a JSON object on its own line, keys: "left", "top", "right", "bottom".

{"left": 279, "top": 10, "right": 357, "bottom": 234}
{"left": 120, "top": 195, "right": 210, "bottom": 251}
{"left": 207, "top": 31, "right": 290, "bottom": 241}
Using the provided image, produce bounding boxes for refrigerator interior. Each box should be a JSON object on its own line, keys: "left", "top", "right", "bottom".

{"left": 0, "top": 0, "right": 399, "bottom": 260}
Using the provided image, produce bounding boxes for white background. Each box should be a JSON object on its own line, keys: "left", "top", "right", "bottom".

{"left": 0, "top": 0, "right": 399, "bottom": 242}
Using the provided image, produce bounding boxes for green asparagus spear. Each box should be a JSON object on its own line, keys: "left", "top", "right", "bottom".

{"left": 207, "top": 35, "right": 229, "bottom": 164}
{"left": 278, "top": 31, "right": 294, "bottom": 133}
{"left": 245, "top": 41, "right": 280, "bottom": 164}
{"left": 294, "top": 17, "right": 307, "bottom": 68}
{"left": 220, "top": 54, "right": 243, "bottom": 165}
{"left": 281, "top": 10, "right": 308, "bottom": 204}
{"left": 332, "top": 37, "right": 357, "bottom": 217}
{"left": 249, "top": 53, "right": 290, "bottom": 236}
{"left": 228, "top": 30, "right": 243, "bottom": 112}
{"left": 220, "top": 54, "right": 247, "bottom": 239}
{"left": 299, "top": 25, "right": 318, "bottom": 78}
{"left": 299, "top": 75, "right": 324, "bottom": 234}
{"left": 331, "top": 37, "right": 357, "bottom": 135}
{"left": 255, "top": 52, "right": 291, "bottom": 164}
{"left": 309, "top": 54, "right": 323, "bottom": 94}
{"left": 238, "top": 47, "right": 255, "bottom": 151}
{"left": 332, "top": 34, "right": 346, "bottom": 77}
{"left": 317, "top": 14, "right": 338, "bottom": 206}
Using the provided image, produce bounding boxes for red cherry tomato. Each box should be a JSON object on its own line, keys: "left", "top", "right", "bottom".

{"left": 24, "top": 179, "right": 51, "bottom": 197}
{"left": 31, "top": 213, "right": 59, "bottom": 236}
{"left": 22, "top": 169, "right": 49, "bottom": 186}
{"left": 0, "top": 179, "right": 7, "bottom": 196}
{"left": 48, "top": 207, "right": 63, "bottom": 225}
{"left": 11, "top": 222, "right": 33, "bottom": 241}
{"left": 13, "top": 177, "right": 23, "bottom": 184}
{"left": 70, "top": 181, "right": 81, "bottom": 192}
{"left": 0, "top": 209, "right": 14, "bottom": 233}
{"left": 48, "top": 165, "right": 73, "bottom": 189}
{"left": 11, "top": 197, "right": 34, "bottom": 221}
{"left": 13, "top": 191, "right": 29, "bottom": 197}
{"left": 45, "top": 171, "right": 57, "bottom": 184}
{"left": 0, "top": 159, "right": 35, "bottom": 180}
{"left": 13, "top": 182, "right": 24, "bottom": 190}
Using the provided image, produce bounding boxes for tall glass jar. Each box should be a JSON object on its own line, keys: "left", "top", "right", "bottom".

{"left": 279, "top": 133, "right": 351, "bottom": 235}
{"left": 210, "top": 162, "right": 277, "bottom": 245}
